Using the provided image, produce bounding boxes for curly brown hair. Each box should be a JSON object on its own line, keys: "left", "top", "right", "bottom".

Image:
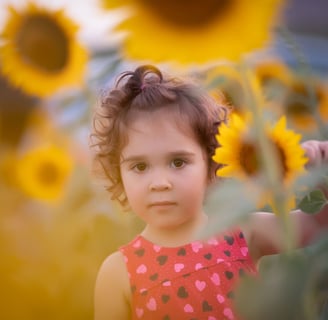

{"left": 90, "top": 65, "right": 228, "bottom": 206}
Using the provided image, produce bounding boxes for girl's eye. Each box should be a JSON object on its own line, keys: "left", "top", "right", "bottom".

{"left": 172, "top": 158, "right": 186, "bottom": 168}
{"left": 133, "top": 163, "right": 147, "bottom": 172}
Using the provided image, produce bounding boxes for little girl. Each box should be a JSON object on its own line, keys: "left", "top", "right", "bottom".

{"left": 91, "top": 65, "right": 328, "bottom": 320}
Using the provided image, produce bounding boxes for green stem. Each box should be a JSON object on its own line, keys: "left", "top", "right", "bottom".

{"left": 239, "top": 62, "right": 296, "bottom": 252}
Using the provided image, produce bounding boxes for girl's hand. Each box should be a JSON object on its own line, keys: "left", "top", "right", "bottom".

{"left": 301, "top": 140, "right": 328, "bottom": 167}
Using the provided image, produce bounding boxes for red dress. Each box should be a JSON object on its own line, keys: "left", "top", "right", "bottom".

{"left": 119, "top": 229, "right": 257, "bottom": 320}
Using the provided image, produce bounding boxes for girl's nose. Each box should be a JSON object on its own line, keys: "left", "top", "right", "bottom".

{"left": 149, "top": 176, "right": 172, "bottom": 191}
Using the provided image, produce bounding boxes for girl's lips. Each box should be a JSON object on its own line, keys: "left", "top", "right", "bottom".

{"left": 149, "top": 201, "right": 176, "bottom": 207}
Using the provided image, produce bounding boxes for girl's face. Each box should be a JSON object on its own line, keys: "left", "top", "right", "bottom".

{"left": 120, "top": 109, "right": 209, "bottom": 234}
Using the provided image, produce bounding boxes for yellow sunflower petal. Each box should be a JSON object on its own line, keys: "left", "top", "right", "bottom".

{"left": 215, "top": 165, "right": 236, "bottom": 178}
{"left": 0, "top": 3, "right": 88, "bottom": 97}
{"left": 268, "top": 116, "right": 307, "bottom": 184}
{"left": 255, "top": 59, "right": 293, "bottom": 88}
{"left": 103, "top": 0, "right": 284, "bottom": 64}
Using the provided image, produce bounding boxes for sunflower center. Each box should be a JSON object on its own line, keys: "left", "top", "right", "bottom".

{"left": 140, "top": 0, "right": 232, "bottom": 27}
{"left": 16, "top": 14, "right": 69, "bottom": 72}
{"left": 239, "top": 141, "right": 288, "bottom": 178}
{"left": 37, "top": 162, "right": 60, "bottom": 186}
{"left": 286, "top": 101, "right": 311, "bottom": 117}
{"left": 239, "top": 143, "right": 260, "bottom": 176}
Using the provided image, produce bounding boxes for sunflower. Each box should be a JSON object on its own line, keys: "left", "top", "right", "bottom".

{"left": 15, "top": 145, "right": 73, "bottom": 201}
{"left": 281, "top": 79, "right": 328, "bottom": 132}
{"left": 254, "top": 60, "right": 293, "bottom": 101}
{"left": 102, "top": 0, "right": 283, "bottom": 64}
{"left": 0, "top": 3, "right": 88, "bottom": 97}
{"left": 205, "top": 64, "right": 246, "bottom": 114}
{"left": 213, "top": 114, "right": 307, "bottom": 210}
{"left": 213, "top": 113, "right": 307, "bottom": 185}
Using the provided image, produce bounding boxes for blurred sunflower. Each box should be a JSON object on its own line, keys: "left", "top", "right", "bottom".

{"left": 254, "top": 60, "right": 293, "bottom": 101}
{"left": 0, "top": 3, "right": 88, "bottom": 97}
{"left": 102, "top": 0, "right": 283, "bottom": 64}
{"left": 281, "top": 79, "right": 328, "bottom": 132}
{"left": 16, "top": 145, "right": 73, "bottom": 201}
{"left": 205, "top": 64, "right": 246, "bottom": 114}
{"left": 0, "top": 72, "right": 39, "bottom": 147}
{"left": 213, "top": 114, "right": 307, "bottom": 183}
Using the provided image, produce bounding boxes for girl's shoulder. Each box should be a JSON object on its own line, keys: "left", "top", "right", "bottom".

{"left": 94, "top": 250, "right": 131, "bottom": 319}
{"left": 95, "top": 250, "right": 129, "bottom": 293}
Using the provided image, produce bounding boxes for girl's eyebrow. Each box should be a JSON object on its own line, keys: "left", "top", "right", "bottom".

{"left": 120, "top": 151, "right": 196, "bottom": 164}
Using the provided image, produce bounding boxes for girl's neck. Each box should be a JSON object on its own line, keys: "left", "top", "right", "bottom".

{"left": 141, "top": 213, "right": 208, "bottom": 247}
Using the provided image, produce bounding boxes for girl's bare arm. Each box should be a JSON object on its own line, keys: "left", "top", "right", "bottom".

{"left": 94, "top": 251, "right": 131, "bottom": 320}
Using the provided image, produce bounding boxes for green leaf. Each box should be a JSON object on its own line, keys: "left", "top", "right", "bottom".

{"left": 201, "top": 179, "right": 258, "bottom": 238}
{"left": 298, "top": 189, "right": 328, "bottom": 214}
{"left": 235, "top": 253, "right": 315, "bottom": 320}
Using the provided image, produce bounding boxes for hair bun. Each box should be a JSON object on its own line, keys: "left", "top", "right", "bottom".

{"left": 125, "top": 65, "right": 163, "bottom": 96}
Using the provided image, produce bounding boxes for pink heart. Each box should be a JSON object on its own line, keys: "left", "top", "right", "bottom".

{"left": 146, "top": 298, "right": 157, "bottom": 311}
{"left": 133, "top": 239, "right": 141, "bottom": 248}
{"left": 223, "top": 307, "right": 234, "bottom": 320}
{"left": 208, "top": 317, "right": 217, "bottom": 320}
{"left": 217, "top": 294, "right": 225, "bottom": 303}
{"left": 140, "top": 288, "right": 147, "bottom": 294}
{"left": 216, "top": 258, "right": 224, "bottom": 264}
{"left": 136, "top": 308, "right": 143, "bottom": 318}
{"left": 191, "top": 242, "right": 203, "bottom": 253}
{"left": 153, "top": 245, "right": 161, "bottom": 252}
{"left": 136, "top": 264, "right": 147, "bottom": 274}
{"left": 241, "top": 246, "right": 248, "bottom": 256}
{"left": 174, "top": 263, "right": 184, "bottom": 272}
{"left": 195, "top": 263, "right": 203, "bottom": 270}
{"left": 162, "top": 280, "right": 171, "bottom": 286}
{"left": 211, "top": 273, "right": 220, "bottom": 285}
{"left": 184, "top": 304, "right": 194, "bottom": 313}
{"left": 195, "top": 280, "right": 206, "bottom": 291}
{"left": 207, "top": 238, "right": 218, "bottom": 245}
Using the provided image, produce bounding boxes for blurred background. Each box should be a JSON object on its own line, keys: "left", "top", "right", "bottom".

{"left": 0, "top": 0, "right": 327, "bottom": 319}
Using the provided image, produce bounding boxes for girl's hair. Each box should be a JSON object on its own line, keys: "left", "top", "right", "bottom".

{"left": 90, "top": 65, "right": 228, "bottom": 206}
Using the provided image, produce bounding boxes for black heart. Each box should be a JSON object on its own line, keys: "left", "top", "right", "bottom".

{"left": 183, "top": 273, "right": 191, "bottom": 278}
{"left": 157, "top": 255, "right": 168, "bottom": 265}
{"left": 134, "top": 248, "right": 145, "bottom": 256}
{"left": 177, "top": 248, "right": 186, "bottom": 256}
{"left": 202, "top": 300, "right": 213, "bottom": 312}
{"left": 227, "top": 291, "right": 235, "bottom": 299}
{"left": 163, "top": 316, "right": 170, "bottom": 320}
{"left": 177, "top": 286, "right": 188, "bottom": 298}
{"left": 239, "top": 268, "right": 246, "bottom": 277}
{"left": 224, "top": 235, "right": 234, "bottom": 245}
{"left": 225, "top": 271, "right": 234, "bottom": 279}
{"left": 150, "top": 273, "right": 158, "bottom": 281}
{"left": 239, "top": 232, "right": 244, "bottom": 239}
{"left": 204, "top": 253, "right": 212, "bottom": 260}
{"left": 224, "top": 250, "right": 231, "bottom": 257}
{"left": 161, "top": 295, "right": 170, "bottom": 303}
